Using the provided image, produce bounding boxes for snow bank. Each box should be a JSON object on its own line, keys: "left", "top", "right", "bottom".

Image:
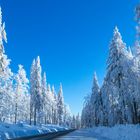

{"left": 90, "top": 124, "right": 140, "bottom": 140}
{"left": 0, "top": 122, "right": 68, "bottom": 140}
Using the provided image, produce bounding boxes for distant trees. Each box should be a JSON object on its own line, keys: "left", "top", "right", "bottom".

{"left": 29, "top": 57, "right": 72, "bottom": 126}
{"left": 90, "top": 72, "right": 101, "bottom": 126}
{"left": 0, "top": 7, "right": 73, "bottom": 127}
{"left": 81, "top": 73, "right": 103, "bottom": 127}
{"left": 81, "top": 3, "right": 140, "bottom": 127}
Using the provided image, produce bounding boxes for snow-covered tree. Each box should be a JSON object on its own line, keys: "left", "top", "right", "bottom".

{"left": 81, "top": 25, "right": 140, "bottom": 127}
{"left": 101, "top": 27, "right": 132, "bottom": 126}
{"left": 75, "top": 113, "right": 81, "bottom": 129}
{"left": 0, "top": 7, "right": 74, "bottom": 127}
{"left": 57, "top": 83, "right": 64, "bottom": 125}
{"left": 135, "top": 3, "right": 140, "bottom": 54}
{"left": 46, "top": 84, "right": 53, "bottom": 124}
{"left": 14, "top": 65, "right": 29, "bottom": 123}
{"left": 30, "top": 57, "right": 43, "bottom": 125}
{"left": 51, "top": 85, "right": 58, "bottom": 124}
{"left": 29, "top": 58, "right": 72, "bottom": 126}
{"left": 0, "top": 7, "right": 13, "bottom": 122}
{"left": 42, "top": 72, "right": 48, "bottom": 124}
{"left": 30, "top": 59, "right": 35, "bottom": 125}
{"left": 81, "top": 73, "right": 103, "bottom": 127}
{"left": 81, "top": 94, "right": 91, "bottom": 128}
{"left": 90, "top": 72, "right": 102, "bottom": 126}
{"left": 71, "top": 115, "right": 76, "bottom": 128}
{"left": 41, "top": 73, "right": 56, "bottom": 124}
{"left": 63, "top": 104, "right": 72, "bottom": 127}
{"left": 131, "top": 4, "right": 140, "bottom": 123}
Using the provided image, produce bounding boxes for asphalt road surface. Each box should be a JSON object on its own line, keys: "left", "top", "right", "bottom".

{"left": 53, "top": 129, "right": 99, "bottom": 140}
{"left": 53, "top": 129, "right": 111, "bottom": 140}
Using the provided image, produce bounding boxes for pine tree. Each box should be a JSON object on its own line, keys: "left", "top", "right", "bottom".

{"left": 134, "top": 4, "right": 140, "bottom": 57}
{"left": 57, "top": 83, "right": 64, "bottom": 125}
{"left": 30, "top": 57, "right": 43, "bottom": 125}
{"left": 42, "top": 72, "right": 47, "bottom": 124}
{"left": 46, "top": 84, "right": 53, "bottom": 123}
{"left": 81, "top": 94, "right": 91, "bottom": 128}
{"left": 75, "top": 113, "right": 81, "bottom": 129}
{"left": 90, "top": 72, "right": 102, "bottom": 126}
{"left": 131, "top": 3, "right": 140, "bottom": 123}
{"left": 34, "top": 56, "right": 43, "bottom": 124}
{"left": 71, "top": 115, "right": 76, "bottom": 129}
{"left": 0, "top": 7, "right": 13, "bottom": 122}
{"left": 30, "top": 59, "right": 36, "bottom": 125}
{"left": 63, "top": 104, "right": 72, "bottom": 127}
{"left": 51, "top": 85, "right": 57, "bottom": 124}
{"left": 101, "top": 27, "right": 135, "bottom": 126}
{"left": 0, "top": 7, "right": 74, "bottom": 126}
{"left": 14, "top": 65, "right": 29, "bottom": 123}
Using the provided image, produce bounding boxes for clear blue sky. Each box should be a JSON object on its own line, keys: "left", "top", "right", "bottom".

{"left": 0, "top": 0, "right": 138, "bottom": 115}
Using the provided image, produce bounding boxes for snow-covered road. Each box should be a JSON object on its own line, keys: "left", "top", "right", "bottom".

{"left": 53, "top": 129, "right": 109, "bottom": 140}
{"left": 54, "top": 125, "right": 140, "bottom": 140}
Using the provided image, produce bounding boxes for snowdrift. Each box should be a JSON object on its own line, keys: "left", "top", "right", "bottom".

{"left": 0, "top": 122, "right": 68, "bottom": 140}
{"left": 88, "top": 124, "right": 140, "bottom": 140}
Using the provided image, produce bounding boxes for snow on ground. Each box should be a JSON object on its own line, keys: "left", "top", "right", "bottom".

{"left": 0, "top": 122, "right": 68, "bottom": 140}
{"left": 54, "top": 124, "right": 140, "bottom": 140}
{"left": 0, "top": 123, "right": 139, "bottom": 140}
{"left": 93, "top": 124, "right": 140, "bottom": 140}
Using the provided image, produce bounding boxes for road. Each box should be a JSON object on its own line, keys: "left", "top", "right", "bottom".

{"left": 9, "top": 129, "right": 110, "bottom": 140}
{"left": 53, "top": 129, "right": 110, "bottom": 140}
{"left": 9, "top": 130, "right": 75, "bottom": 140}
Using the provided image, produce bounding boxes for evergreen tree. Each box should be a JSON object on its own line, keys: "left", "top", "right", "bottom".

{"left": 134, "top": 3, "right": 140, "bottom": 57}
{"left": 63, "top": 104, "right": 72, "bottom": 127}
{"left": 34, "top": 56, "right": 43, "bottom": 124}
{"left": 42, "top": 72, "right": 48, "bottom": 124}
{"left": 0, "top": 7, "right": 13, "bottom": 122}
{"left": 57, "top": 83, "right": 64, "bottom": 125}
{"left": 75, "top": 113, "right": 81, "bottom": 129}
{"left": 0, "top": 7, "right": 74, "bottom": 126}
{"left": 30, "top": 59, "right": 36, "bottom": 125}
{"left": 90, "top": 72, "right": 102, "bottom": 126}
{"left": 71, "top": 115, "right": 76, "bottom": 129}
{"left": 30, "top": 57, "right": 42, "bottom": 125}
{"left": 81, "top": 94, "right": 91, "bottom": 128}
{"left": 46, "top": 84, "right": 53, "bottom": 123}
{"left": 51, "top": 85, "right": 58, "bottom": 124}
{"left": 101, "top": 27, "right": 131, "bottom": 126}
{"left": 14, "top": 65, "right": 29, "bottom": 123}
{"left": 131, "top": 3, "right": 140, "bottom": 123}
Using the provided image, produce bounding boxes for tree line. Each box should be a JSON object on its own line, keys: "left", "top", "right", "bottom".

{"left": 0, "top": 7, "right": 81, "bottom": 128}
{"left": 81, "top": 4, "right": 140, "bottom": 127}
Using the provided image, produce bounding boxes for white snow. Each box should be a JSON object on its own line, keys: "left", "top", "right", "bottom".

{"left": 0, "top": 122, "right": 68, "bottom": 140}
{"left": 92, "top": 124, "right": 140, "bottom": 140}
{"left": 88, "top": 124, "right": 140, "bottom": 140}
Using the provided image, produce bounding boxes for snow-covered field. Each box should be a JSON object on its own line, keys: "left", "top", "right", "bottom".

{"left": 0, "top": 122, "right": 68, "bottom": 140}
{"left": 55, "top": 124, "right": 140, "bottom": 140}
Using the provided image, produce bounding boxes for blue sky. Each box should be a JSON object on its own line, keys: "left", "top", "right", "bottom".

{"left": 0, "top": 0, "right": 138, "bottom": 115}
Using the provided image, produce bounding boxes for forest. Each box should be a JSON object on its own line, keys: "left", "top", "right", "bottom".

{"left": 0, "top": 7, "right": 80, "bottom": 129}
{"left": 81, "top": 4, "right": 140, "bottom": 127}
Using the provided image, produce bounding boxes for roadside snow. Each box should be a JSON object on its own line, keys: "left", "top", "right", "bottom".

{"left": 89, "top": 124, "right": 140, "bottom": 140}
{"left": 0, "top": 122, "right": 68, "bottom": 140}
{"left": 0, "top": 123, "right": 139, "bottom": 140}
